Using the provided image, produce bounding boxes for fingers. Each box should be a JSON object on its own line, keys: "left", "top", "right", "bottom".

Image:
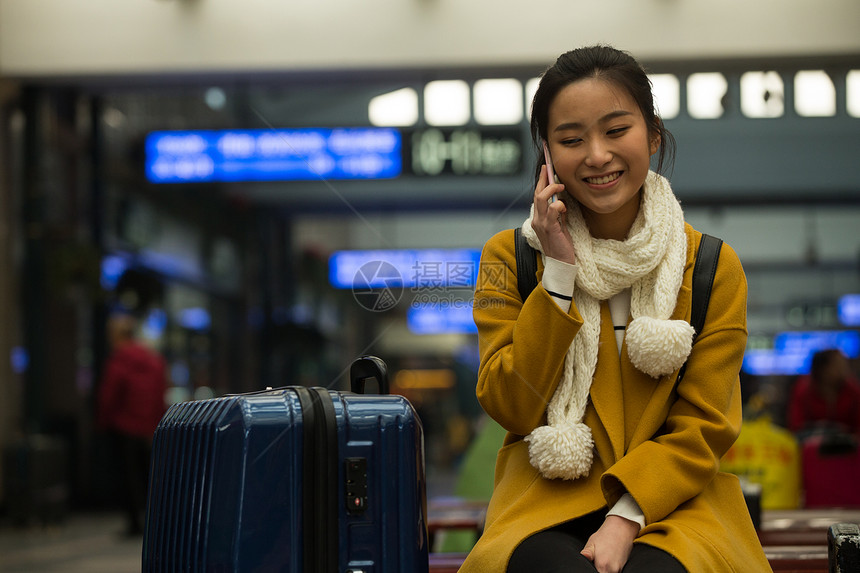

{"left": 583, "top": 548, "right": 623, "bottom": 573}
{"left": 533, "top": 165, "right": 549, "bottom": 213}
{"left": 581, "top": 533, "right": 628, "bottom": 573}
{"left": 531, "top": 165, "right": 575, "bottom": 262}
{"left": 534, "top": 167, "right": 567, "bottom": 226}
{"left": 580, "top": 544, "right": 595, "bottom": 561}
{"left": 534, "top": 165, "right": 564, "bottom": 210}
{"left": 544, "top": 199, "right": 568, "bottom": 227}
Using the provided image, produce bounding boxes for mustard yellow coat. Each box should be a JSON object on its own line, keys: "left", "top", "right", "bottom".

{"left": 460, "top": 225, "right": 772, "bottom": 572}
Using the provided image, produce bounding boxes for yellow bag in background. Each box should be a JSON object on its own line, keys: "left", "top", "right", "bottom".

{"left": 721, "top": 415, "right": 801, "bottom": 509}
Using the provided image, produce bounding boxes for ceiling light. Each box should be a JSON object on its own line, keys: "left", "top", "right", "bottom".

{"left": 368, "top": 88, "right": 418, "bottom": 127}
{"left": 425, "top": 80, "right": 470, "bottom": 126}
{"left": 474, "top": 79, "right": 523, "bottom": 125}
{"left": 795, "top": 70, "right": 836, "bottom": 117}
{"left": 848, "top": 70, "right": 860, "bottom": 118}
{"left": 687, "top": 73, "right": 727, "bottom": 119}
{"left": 740, "top": 71, "right": 784, "bottom": 118}
{"left": 649, "top": 74, "right": 680, "bottom": 119}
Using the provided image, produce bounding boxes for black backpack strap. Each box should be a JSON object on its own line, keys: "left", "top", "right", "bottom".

{"left": 514, "top": 227, "right": 538, "bottom": 302}
{"left": 675, "top": 233, "right": 723, "bottom": 385}
{"left": 690, "top": 234, "right": 723, "bottom": 338}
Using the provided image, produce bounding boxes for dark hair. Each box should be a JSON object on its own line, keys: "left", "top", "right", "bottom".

{"left": 810, "top": 348, "right": 846, "bottom": 380}
{"left": 530, "top": 45, "right": 676, "bottom": 183}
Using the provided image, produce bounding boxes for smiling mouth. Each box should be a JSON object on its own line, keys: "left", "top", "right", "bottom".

{"left": 584, "top": 172, "right": 622, "bottom": 185}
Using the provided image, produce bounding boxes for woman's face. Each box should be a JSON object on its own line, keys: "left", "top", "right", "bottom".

{"left": 546, "top": 78, "right": 658, "bottom": 238}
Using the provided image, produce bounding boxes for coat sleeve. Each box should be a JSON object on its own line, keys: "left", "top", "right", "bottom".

{"left": 601, "top": 240, "right": 749, "bottom": 525}
{"left": 472, "top": 230, "right": 584, "bottom": 436}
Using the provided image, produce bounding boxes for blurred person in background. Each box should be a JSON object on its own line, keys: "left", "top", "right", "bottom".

{"left": 788, "top": 348, "right": 860, "bottom": 438}
{"left": 97, "top": 312, "right": 168, "bottom": 536}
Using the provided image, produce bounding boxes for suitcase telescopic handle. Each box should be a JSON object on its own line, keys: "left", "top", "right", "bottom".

{"left": 350, "top": 356, "right": 389, "bottom": 395}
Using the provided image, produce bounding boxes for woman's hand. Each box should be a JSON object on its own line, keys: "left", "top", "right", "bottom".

{"left": 532, "top": 165, "right": 576, "bottom": 264}
{"left": 580, "top": 515, "right": 639, "bottom": 573}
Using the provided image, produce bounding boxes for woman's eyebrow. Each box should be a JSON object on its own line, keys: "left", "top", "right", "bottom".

{"left": 553, "top": 110, "right": 633, "bottom": 132}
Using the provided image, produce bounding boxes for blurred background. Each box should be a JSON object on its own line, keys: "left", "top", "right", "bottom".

{"left": 0, "top": 0, "right": 858, "bottom": 570}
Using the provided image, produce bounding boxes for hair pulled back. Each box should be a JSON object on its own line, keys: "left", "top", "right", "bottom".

{"left": 530, "top": 45, "right": 676, "bottom": 181}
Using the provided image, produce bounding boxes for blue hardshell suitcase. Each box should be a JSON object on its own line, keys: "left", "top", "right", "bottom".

{"left": 142, "top": 356, "right": 428, "bottom": 572}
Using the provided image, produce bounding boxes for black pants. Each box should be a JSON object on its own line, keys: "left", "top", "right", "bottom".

{"left": 111, "top": 432, "right": 152, "bottom": 535}
{"left": 507, "top": 511, "right": 686, "bottom": 573}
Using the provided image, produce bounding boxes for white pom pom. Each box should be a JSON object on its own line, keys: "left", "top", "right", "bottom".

{"left": 626, "top": 316, "right": 694, "bottom": 378}
{"left": 525, "top": 422, "right": 593, "bottom": 480}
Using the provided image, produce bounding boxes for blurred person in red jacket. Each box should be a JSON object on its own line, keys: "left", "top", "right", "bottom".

{"left": 97, "top": 312, "right": 168, "bottom": 536}
{"left": 788, "top": 348, "right": 860, "bottom": 438}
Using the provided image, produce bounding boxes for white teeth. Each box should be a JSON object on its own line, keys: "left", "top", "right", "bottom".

{"left": 585, "top": 173, "right": 620, "bottom": 185}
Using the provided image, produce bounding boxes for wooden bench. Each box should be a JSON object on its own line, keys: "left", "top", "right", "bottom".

{"left": 758, "top": 508, "right": 860, "bottom": 572}
{"left": 427, "top": 502, "right": 860, "bottom": 572}
{"left": 759, "top": 508, "right": 860, "bottom": 546}
{"left": 765, "top": 545, "right": 829, "bottom": 572}
{"left": 427, "top": 549, "right": 831, "bottom": 573}
{"left": 428, "top": 549, "right": 831, "bottom": 573}
{"left": 427, "top": 547, "right": 831, "bottom": 573}
{"left": 429, "top": 553, "right": 469, "bottom": 573}
{"left": 427, "top": 497, "right": 487, "bottom": 538}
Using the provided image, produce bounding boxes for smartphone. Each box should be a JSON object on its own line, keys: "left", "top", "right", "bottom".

{"left": 542, "top": 140, "right": 557, "bottom": 203}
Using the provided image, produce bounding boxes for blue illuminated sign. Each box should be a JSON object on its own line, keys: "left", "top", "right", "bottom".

{"left": 408, "top": 303, "right": 478, "bottom": 335}
{"left": 328, "top": 248, "right": 481, "bottom": 289}
{"left": 839, "top": 294, "right": 860, "bottom": 326}
{"left": 101, "top": 254, "right": 130, "bottom": 290}
{"left": 742, "top": 349, "right": 809, "bottom": 377}
{"left": 742, "top": 329, "right": 860, "bottom": 376}
{"left": 178, "top": 307, "right": 212, "bottom": 331}
{"left": 773, "top": 330, "right": 860, "bottom": 356}
{"left": 145, "top": 128, "right": 402, "bottom": 183}
{"left": 10, "top": 346, "right": 28, "bottom": 374}
{"left": 142, "top": 308, "right": 168, "bottom": 340}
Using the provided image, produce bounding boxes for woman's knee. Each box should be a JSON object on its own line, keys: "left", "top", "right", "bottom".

{"left": 623, "top": 544, "right": 686, "bottom": 572}
{"left": 507, "top": 529, "right": 596, "bottom": 573}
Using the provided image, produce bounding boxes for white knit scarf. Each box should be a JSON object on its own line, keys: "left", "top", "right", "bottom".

{"left": 520, "top": 171, "right": 691, "bottom": 480}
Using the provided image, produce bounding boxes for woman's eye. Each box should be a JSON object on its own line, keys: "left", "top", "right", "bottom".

{"left": 608, "top": 126, "right": 630, "bottom": 136}
{"left": 561, "top": 137, "right": 583, "bottom": 145}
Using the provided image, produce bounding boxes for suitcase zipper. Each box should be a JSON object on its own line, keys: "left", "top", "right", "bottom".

{"left": 295, "top": 387, "right": 339, "bottom": 573}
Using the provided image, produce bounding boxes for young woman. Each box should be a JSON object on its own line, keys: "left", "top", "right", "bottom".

{"left": 461, "top": 46, "right": 771, "bottom": 573}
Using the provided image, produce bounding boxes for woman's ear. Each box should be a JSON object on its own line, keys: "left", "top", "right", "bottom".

{"left": 649, "top": 135, "right": 660, "bottom": 156}
{"left": 649, "top": 127, "right": 662, "bottom": 156}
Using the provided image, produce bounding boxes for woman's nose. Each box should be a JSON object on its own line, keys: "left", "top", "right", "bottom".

{"left": 584, "top": 138, "right": 612, "bottom": 167}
